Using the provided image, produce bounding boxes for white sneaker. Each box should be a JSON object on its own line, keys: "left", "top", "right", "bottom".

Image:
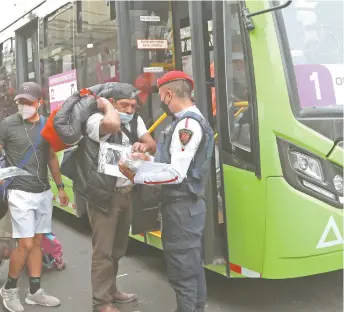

{"left": 25, "top": 288, "right": 60, "bottom": 307}
{"left": 0, "top": 286, "right": 24, "bottom": 312}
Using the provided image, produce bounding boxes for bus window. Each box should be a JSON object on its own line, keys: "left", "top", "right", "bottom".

{"left": 192, "top": 9, "right": 224, "bottom": 225}
{"left": 39, "top": 3, "right": 74, "bottom": 115}
{"left": 280, "top": 0, "right": 343, "bottom": 142}
{"left": 223, "top": 1, "right": 254, "bottom": 167}
{"left": 128, "top": 1, "right": 176, "bottom": 137}
{"left": 74, "top": 1, "right": 119, "bottom": 90}
{"left": 0, "top": 38, "right": 16, "bottom": 119}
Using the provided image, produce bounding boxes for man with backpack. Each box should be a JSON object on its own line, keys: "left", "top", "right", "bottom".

{"left": 0, "top": 82, "right": 69, "bottom": 312}
{"left": 53, "top": 83, "right": 156, "bottom": 312}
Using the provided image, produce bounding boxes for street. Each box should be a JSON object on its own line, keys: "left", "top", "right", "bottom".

{"left": 0, "top": 209, "right": 342, "bottom": 312}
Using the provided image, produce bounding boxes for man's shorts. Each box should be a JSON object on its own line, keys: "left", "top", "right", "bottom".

{"left": 7, "top": 189, "right": 54, "bottom": 239}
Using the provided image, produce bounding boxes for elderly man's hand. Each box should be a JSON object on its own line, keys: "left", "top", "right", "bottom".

{"left": 97, "top": 97, "right": 113, "bottom": 112}
{"left": 130, "top": 152, "right": 150, "bottom": 162}
{"left": 118, "top": 161, "right": 136, "bottom": 183}
{"left": 132, "top": 142, "right": 149, "bottom": 153}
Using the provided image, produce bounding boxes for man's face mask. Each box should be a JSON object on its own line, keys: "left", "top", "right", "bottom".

{"left": 115, "top": 99, "right": 137, "bottom": 124}
{"left": 160, "top": 91, "right": 173, "bottom": 116}
{"left": 118, "top": 111, "right": 134, "bottom": 124}
{"left": 17, "top": 102, "right": 38, "bottom": 120}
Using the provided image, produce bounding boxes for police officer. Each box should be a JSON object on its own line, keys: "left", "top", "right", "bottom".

{"left": 119, "top": 71, "right": 214, "bottom": 312}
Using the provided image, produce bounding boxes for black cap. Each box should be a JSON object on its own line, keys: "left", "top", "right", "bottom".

{"left": 14, "top": 82, "right": 42, "bottom": 102}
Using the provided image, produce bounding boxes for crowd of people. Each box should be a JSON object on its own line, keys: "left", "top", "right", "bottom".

{"left": 0, "top": 70, "right": 214, "bottom": 312}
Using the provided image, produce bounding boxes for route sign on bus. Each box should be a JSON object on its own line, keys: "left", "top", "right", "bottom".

{"left": 137, "top": 39, "right": 168, "bottom": 50}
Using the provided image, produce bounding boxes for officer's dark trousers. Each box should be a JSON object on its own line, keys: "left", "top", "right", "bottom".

{"left": 86, "top": 191, "right": 132, "bottom": 310}
{"left": 161, "top": 197, "right": 207, "bottom": 312}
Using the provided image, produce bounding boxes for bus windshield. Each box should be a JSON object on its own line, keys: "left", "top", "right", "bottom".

{"left": 282, "top": 0, "right": 343, "bottom": 116}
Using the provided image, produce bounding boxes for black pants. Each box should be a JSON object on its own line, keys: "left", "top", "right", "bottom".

{"left": 161, "top": 198, "right": 207, "bottom": 312}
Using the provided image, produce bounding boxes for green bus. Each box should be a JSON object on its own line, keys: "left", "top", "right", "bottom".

{"left": 0, "top": 0, "right": 342, "bottom": 279}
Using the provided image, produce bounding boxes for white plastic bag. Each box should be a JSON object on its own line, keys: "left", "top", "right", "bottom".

{"left": 121, "top": 153, "right": 173, "bottom": 175}
{"left": 0, "top": 167, "right": 31, "bottom": 180}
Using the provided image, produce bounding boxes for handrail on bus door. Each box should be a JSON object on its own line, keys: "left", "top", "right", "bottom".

{"left": 234, "top": 101, "right": 248, "bottom": 108}
{"left": 148, "top": 113, "right": 168, "bottom": 134}
{"left": 234, "top": 107, "right": 247, "bottom": 118}
{"left": 147, "top": 101, "right": 248, "bottom": 137}
{"left": 148, "top": 112, "right": 220, "bottom": 141}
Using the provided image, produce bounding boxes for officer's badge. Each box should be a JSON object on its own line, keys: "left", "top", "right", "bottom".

{"left": 179, "top": 128, "right": 193, "bottom": 150}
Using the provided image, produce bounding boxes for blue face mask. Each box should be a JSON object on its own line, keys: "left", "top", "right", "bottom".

{"left": 118, "top": 112, "right": 134, "bottom": 124}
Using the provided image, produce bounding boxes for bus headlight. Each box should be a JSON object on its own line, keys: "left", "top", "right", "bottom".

{"left": 289, "top": 151, "right": 323, "bottom": 182}
{"left": 277, "top": 138, "right": 343, "bottom": 209}
{"left": 333, "top": 175, "right": 343, "bottom": 191}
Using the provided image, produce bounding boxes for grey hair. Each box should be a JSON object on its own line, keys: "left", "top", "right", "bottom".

{"left": 164, "top": 80, "right": 192, "bottom": 99}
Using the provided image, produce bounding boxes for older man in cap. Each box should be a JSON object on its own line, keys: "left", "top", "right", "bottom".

{"left": 119, "top": 71, "right": 215, "bottom": 312}
{"left": 72, "top": 83, "right": 156, "bottom": 312}
{"left": 0, "top": 82, "right": 69, "bottom": 312}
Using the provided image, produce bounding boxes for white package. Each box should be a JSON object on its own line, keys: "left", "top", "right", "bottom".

{"left": 0, "top": 167, "right": 31, "bottom": 180}
{"left": 122, "top": 154, "right": 173, "bottom": 175}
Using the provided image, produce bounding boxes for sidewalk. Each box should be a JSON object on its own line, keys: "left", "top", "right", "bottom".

{"left": 0, "top": 209, "right": 342, "bottom": 312}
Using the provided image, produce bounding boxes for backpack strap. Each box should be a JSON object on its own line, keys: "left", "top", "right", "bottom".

{"left": 17, "top": 116, "right": 45, "bottom": 168}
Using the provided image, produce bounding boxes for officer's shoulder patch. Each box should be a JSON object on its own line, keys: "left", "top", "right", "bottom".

{"left": 179, "top": 128, "right": 193, "bottom": 147}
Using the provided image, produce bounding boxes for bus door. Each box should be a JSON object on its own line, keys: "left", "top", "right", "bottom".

{"left": 209, "top": 0, "right": 264, "bottom": 276}
{"left": 125, "top": 0, "right": 187, "bottom": 235}
{"left": 186, "top": 1, "right": 229, "bottom": 270}
{"left": 125, "top": 0, "right": 229, "bottom": 271}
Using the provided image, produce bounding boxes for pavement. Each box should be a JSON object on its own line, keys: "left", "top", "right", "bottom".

{"left": 0, "top": 208, "right": 342, "bottom": 312}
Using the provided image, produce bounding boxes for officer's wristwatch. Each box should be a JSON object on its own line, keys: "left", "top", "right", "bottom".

{"left": 57, "top": 183, "right": 65, "bottom": 190}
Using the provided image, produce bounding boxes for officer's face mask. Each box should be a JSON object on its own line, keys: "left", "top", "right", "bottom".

{"left": 160, "top": 92, "right": 174, "bottom": 116}
{"left": 118, "top": 111, "right": 134, "bottom": 125}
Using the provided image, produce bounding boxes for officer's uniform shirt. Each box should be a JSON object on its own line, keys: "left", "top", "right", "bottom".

{"left": 134, "top": 105, "right": 203, "bottom": 185}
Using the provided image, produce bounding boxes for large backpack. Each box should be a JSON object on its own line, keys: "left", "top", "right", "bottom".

{"left": 41, "top": 88, "right": 95, "bottom": 152}
{"left": 41, "top": 82, "right": 136, "bottom": 152}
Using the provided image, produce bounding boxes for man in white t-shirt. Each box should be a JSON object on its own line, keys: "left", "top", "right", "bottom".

{"left": 81, "top": 93, "right": 156, "bottom": 312}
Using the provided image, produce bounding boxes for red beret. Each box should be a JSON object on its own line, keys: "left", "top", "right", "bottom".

{"left": 157, "top": 70, "right": 194, "bottom": 90}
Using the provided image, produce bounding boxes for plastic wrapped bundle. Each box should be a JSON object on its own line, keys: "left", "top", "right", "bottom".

{"left": 121, "top": 154, "right": 173, "bottom": 175}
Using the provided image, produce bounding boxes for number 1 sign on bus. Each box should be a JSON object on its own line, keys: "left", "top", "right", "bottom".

{"left": 294, "top": 64, "right": 343, "bottom": 108}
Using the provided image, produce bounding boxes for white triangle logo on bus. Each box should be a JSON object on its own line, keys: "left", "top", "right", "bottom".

{"left": 316, "top": 216, "right": 344, "bottom": 249}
